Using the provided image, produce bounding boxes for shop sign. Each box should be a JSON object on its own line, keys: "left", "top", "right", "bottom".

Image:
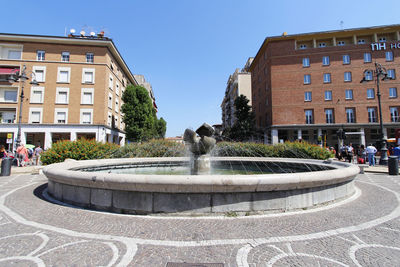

{"left": 7, "top": 133, "right": 12, "bottom": 139}
{"left": 6, "top": 139, "right": 12, "bottom": 144}
{"left": 371, "top": 42, "right": 400, "bottom": 51}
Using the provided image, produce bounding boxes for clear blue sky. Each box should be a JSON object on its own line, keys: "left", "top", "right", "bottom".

{"left": 2, "top": 0, "right": 400, "bottom": 137}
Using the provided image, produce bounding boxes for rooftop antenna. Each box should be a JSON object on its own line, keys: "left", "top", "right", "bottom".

{"left": 340, "top": 20, "right": 344, "bottom": 30}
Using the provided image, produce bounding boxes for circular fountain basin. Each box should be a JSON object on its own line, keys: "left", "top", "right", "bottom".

{"left": 43, "top": 157, "right": 359, "bottom": 215}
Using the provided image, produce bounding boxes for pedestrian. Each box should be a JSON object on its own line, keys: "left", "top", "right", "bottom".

{"left": 34, "top": 144, "right": 43, "bottom": 166}
{"left": 366, "top": 143, "right": 377, "bottom": 166}
{"left": 0, "top": 145, "right": 7, "bottom": 165}
{"left": 16, "top": 144, "right": 28, "bottom": 167}
{"left": 347, "top": 143, "right": 354, "bottom": 163}
{"left": 393, "top": 144, "right": 400, "bottom": 159}
{"left": 358, "top": 144, "right": 366, "bottom": 164}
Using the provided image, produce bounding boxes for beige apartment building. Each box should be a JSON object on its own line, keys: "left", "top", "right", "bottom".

{"left": 221, "top": 57, "right": 253, "bottom": 130}
{"left": 0, "top": 32, "right": 147, "bottom": 150}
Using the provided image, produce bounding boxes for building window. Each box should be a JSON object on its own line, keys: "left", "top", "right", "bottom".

{"left": 365, "top": 71, "right": 373, "bottom": 81}
{"left": 86, "top": 53, "right": 94, "bottom": 63}
{"left": 116, "top": 83, "right": 120, "bottom": 96}
{"left": 368, "top": 107, "right": 377, "bottom": 123}
{"left": 302, "top": 58, "right": 310, "bottom": 67}
{"left": 345, "top": 89, "right": 353, "bottom": 100}
{"left": 57, "top": 67, "right": 71, "bottom": 83}
{"left": 82, "top": 68, "right": 95, "bottom": 84}
{"left": 322, "top": 56, "right": 330, "bottom": 66}
{"left": 115, "top": 99, "right": 119, "bottom": 113}
{"left": 304, "top": 91, "right": 312, "bottom": 101}
{"left": 318, "top": 42, "right": 326, "bottom": 48}
{"left": 61, "top": 51, "right": 70, "bottom": 62}
{"left": 324, "top": 90, "right": 332, "bottom": 101}
{"left": 358, "top": 39, "right": 366, "bottom": 44}
{"left": 80, "top": 109, "right": 93, "bottom": 124}
{"left": 37, "top": 50, "right": 45, "bottom": 61}
{"left": 346, "top": 108, "right": 356, "bottom": 123}
{"left": 305, "top": 110, "right": 313, "bottom": 124}
{"left": 33, "top": 66, "right": 46, "bottom": 82}
{"left": 107, "top": 112, "right": 112, "bottom": 127}
{"left": 338, "top": 41, "right": 345, "bottom": 46}
{"left": 386, "top": 51, "right": 394, "bottom": 61}
{"left": 379, "top": 37, "right": 386, "bottom": 42}
{"left": 323, "top": 73, "right": 331, "bottom": 83}
{"left": 364, "top": 53, "right": 372, "bottom": 63}
{"left": 367, "top": 88, "right": 375, "bottom": 99}
{"left": 304, "top": 74, "right": 311, "bottom": 84}
{"left": 55, "top": 87, "right": 69, "bottom": 104}
{"left": 387, "top": 69, "right": 396, "bottom": 79}
{"left": 81, "top": 88, "right": 94, "bottom": 105}
{"left": 54, "top": 109, "right": 68, "bottom": 124}
{"left": 8, "top": 50, "right": 21, "bottom": 60}
{"left": 29, "top": 108, "right": 42, "bottom": 123}
{"left": 390, "top": 107, "right": 400, "bottom": 122}
{"left": 325, "top": 109, "right": 334, "bottom": 123}
{"left": 109, "top": 76, "right": 113, "bottom": 89}
{"left": 4, "top": 90, "right": 17, "bottom": 102}
{"left": 344, "top": 72, "right": 352, "bottom": 82}
{"left": 108, "top": 93, "right": 113, "bottom": 109}
{"left": 389, "top": 87, "right": 398, "bottom": 98}
{"left": 343, "top": 55, "right": 350, "bottom": 64}
{"left": 30, "top": 86, "right": 44, "bottom": 103}
{"left": 299, "top": 44, "right": 307, "bottom": 49}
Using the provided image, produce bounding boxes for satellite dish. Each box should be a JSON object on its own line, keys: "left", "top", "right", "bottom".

{"left": 80, "top": 30, "right": 85, "bottom": 36}
{"left": 70, "top": 29, "right": 76, "bottom": 34}
{"left": 90, "top": 31, "right": 96, "bottom": 36}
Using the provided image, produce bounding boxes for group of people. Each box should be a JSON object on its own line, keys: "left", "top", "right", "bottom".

{"left": 0, "top": 143, "right": 43, "bottom": 167}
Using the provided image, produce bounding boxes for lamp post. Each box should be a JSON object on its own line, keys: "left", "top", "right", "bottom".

{"left": 9, "top": 65, "right": 39, "bottom": 149}
{"left": 360, "top": 62, "right": 392, "bottom": 165}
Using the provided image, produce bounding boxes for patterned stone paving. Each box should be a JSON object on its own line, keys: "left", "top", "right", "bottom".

{"left": 0, "top": 172, "right": 399, "bottom": 266}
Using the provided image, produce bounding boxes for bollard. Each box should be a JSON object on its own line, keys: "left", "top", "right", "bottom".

{"left": 1, "top": 158, "right": 12, "bottom": 176}
{"left": 388, "top": 156, "right": 399, "bottom": 175}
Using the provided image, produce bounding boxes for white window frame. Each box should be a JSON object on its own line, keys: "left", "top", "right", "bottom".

{"left": 388, "top": 69, "right": 396, "bottom": 79}
{"left": 365, "top": 71, "right": 373, "bottom": 81}
{"left": 82, "top": 68, "right": 95, "bottom": 84}
{"left": 115, "top": 98, "right": 119, "bottom": 113}
{"left": 57, "top": 67, "right": 71, "bottom": 83}
{"left": 55, "top": 87, "right": 69, "bottom": 104}
{"left": 36, "top": 50, "right": 45, "bottom": 61}
{"left": 61, "top": 51, "right": 70, "bottom": 62}
{"left": 3, "top": 89, "right": 17, "bottom": 102}
{"left": 390, "top": 107, "right": 400, "bottom": 122}
{"left": 345, "top": 89, "right": 353, "bottom": 100}
{"left": 318, "top": 42, "right": 326, "bottom": 48}
{"left": 325, "top": 109, "right": 334, "bottom": 123}
{"left": 346, "top": 108, "right": 355, "bottom": 123}
{"left": 343, "top": 55, "right": 350, "bottom": 65}
{"left": 324, "top": 90, "right": 332, "bottom": 101}
{"left": 367, "top": 88, "right": 375, "bottom": 99}
{"left": 323, "top": 73, "right": 331, "bottom": 83}
{"left": 109, "top": 75, "right": 114, "bottom": 90}
{"left": 86, "top": 52, "right": 94, "bottom": 63}
{"left": 115, "top": 83, "right": 120, "bottom": 96}
{"left": 299, "top": 44, "right": 307, "bottom": 49}
{"left": 337, "top": 41, "right": 345, "bottom": 46}
{"left": 29, "top": 107, "right": 43, "bottom": 123}
{"left": 389, "top": 87, "right": 398, "bottom": 98}
{"left": 379, "top": 37, "right": 386, "bottom": 42}
{"left": 368, "top": 107, "right": 377, "bottom": 123}
{"left": 364, "top": 53, "right": 372, "bottom": 63}
{"left": 107, "top": 111, "right": 112, "bottom": 127}
{"left": 108, "top": 93, "right": 113, "bottom": 109}
{"left": 54, "top": 108, "right": 68, "bottom": 124}
{"left": 305, "top": 110, "right": 313, "bottom": 124}
{"left": 303, "top": 74, "right": 311, "bottom": 84}
{"left": 322, "top": 56, "right": 330, "bottom": 66}
{"left": 358, "top": 39, "right": 366, "bottom": 44}
{"left": 344, "top": 72, "right": 352, "bottom": 82}
{"left": 81, "top": 88, "right": 94, "bottom": 105}
{"left": 386, "top": 51, "right": 394, "bottom": 61}
{"left": 80, "top": 109, "right": 93, "bottom": 124}
{"left": 302, "top": 58, "right": 310, "bottom": 67}
{"left": 304, "top": 91, "right": 312, "bottom": 102}
{"left": 30, "top": 86, "right": 45, "bottom": 104}
{"left": 32, "top": 66, "right": 46, "bottom": 82}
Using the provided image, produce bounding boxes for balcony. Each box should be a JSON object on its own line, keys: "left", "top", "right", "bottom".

{"left": 0, "top": 109, "right": 16, "bottom": 123}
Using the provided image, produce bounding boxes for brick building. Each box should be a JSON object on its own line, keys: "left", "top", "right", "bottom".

{"left": 250, "top": 24, "right": 400, "bottom": 147}
{"left": 0, "top": 32, "right": 154, "bottom": 150}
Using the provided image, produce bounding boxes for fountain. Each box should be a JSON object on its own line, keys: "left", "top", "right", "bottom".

{"left": 43, "top": 124, "right": 360, "bottom": 215}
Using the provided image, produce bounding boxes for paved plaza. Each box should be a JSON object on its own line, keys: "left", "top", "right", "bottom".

{"left": 0, "top": 170, "right": 400, "bottom": 266}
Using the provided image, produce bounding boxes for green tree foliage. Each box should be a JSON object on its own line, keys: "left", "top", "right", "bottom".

{"left": 229, "top": 94, "right": 256, "bottom": 141}
{"left": 121, "top": 85, "right": 159, "bottom": 142}
{"left": 156, "top": 117, "right": 167, "bottom": 138}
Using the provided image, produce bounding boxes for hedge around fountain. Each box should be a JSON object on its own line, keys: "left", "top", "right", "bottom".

{"left": 41, "top": 139, "right": 334, "bottom": 165}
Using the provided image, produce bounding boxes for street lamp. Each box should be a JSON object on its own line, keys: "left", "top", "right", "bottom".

{"left": 360, "top": 62, "right": 392, "bottom": 165}
{"left": 8, "top": 65, "right": 39, "bottom": 149}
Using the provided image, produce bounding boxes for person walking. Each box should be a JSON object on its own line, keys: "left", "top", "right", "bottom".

{"left": 366, "top": 143, "right": 377, "bottom": 166}
{"left": 16, "top": 144, "right": 28, "bottom": 167}
{"left": 0, "top": 145, "right": 7, "bottom": 165}
{"left": 347, "top": 143, "right": 354, "bottom": 163}
{"left": 34, "top": 144, "right": 43, "bottom": 165}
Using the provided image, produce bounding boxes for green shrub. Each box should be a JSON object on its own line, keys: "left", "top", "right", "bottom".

{"left": 41, "top": 138, "right": 119, "bottom": 165}
{"left": 111, "top": 139, "right": 185, "bottom": 158}
{"left": 214, "top": 141, "right": 333, "bottom": 160}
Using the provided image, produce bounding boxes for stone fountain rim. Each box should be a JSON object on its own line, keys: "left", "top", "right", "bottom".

{"left": 43, "top": 157, "right": 359, "bottom": 193}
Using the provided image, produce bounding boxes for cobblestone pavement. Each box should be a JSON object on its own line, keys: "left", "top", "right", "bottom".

{"left": 0, "top": 172, "right": 400, "bottom": 266}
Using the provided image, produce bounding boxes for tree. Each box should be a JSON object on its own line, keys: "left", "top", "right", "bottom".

{"left": 229, "top": 94, "right": 255, "bottom": 141}
{"left": 156, "top": 117, "right": 167, "bottom": 138}
{"left": 122, "top": 85, "right": 158, "bottom": 142}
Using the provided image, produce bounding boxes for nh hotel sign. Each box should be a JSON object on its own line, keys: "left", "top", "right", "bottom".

{"left": 371, "top": 42, "right": 400, "bottom": 51}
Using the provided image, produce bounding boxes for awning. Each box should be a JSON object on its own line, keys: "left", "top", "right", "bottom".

{"left": 0, "top": 68, "right": 19, "bottom": 75}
